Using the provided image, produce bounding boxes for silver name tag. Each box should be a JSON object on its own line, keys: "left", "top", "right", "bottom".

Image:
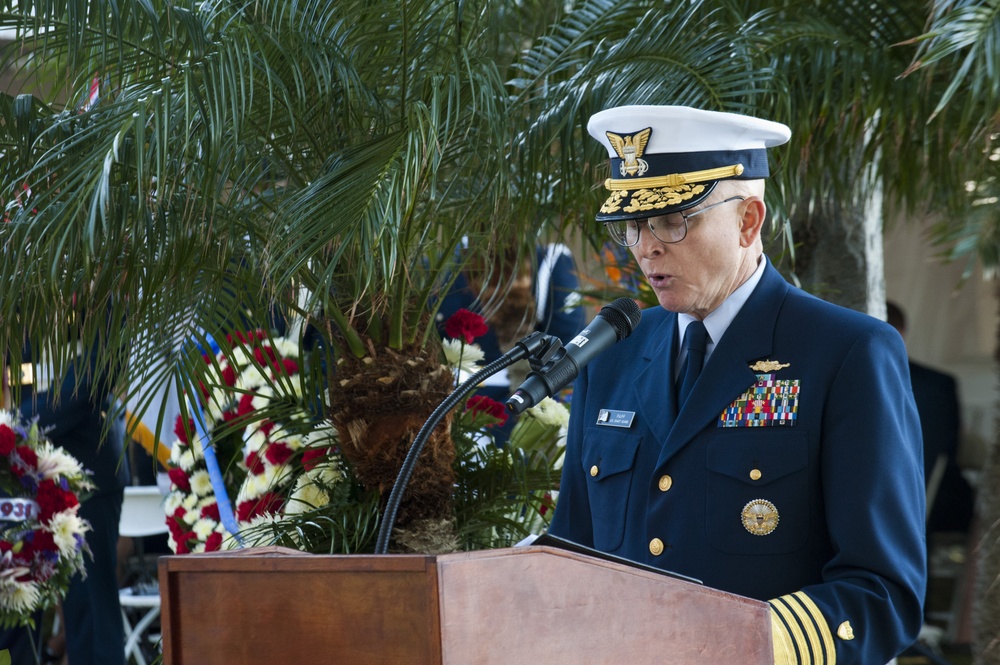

{"left": 596, "top": 409, "right": 635, "bottom": 428}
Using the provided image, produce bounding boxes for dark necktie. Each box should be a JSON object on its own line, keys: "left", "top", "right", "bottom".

{"left": 676, "top": 320, "right": 708, "bottom": 411}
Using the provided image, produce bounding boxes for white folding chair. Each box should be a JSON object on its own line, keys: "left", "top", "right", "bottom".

{"left": 119, "top": 485, "right": 168, "bottom": 665}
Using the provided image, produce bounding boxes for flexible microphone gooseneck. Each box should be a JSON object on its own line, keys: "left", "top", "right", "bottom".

{"left": 374, "top": 331, "right": 558, "bottom": 554}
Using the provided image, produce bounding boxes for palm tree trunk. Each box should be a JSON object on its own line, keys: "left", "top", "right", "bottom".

{"left": 328, "top": 334, "right": 459, "bottom": 553}
{"left": 781, "top": 188, "right": 886, "bottom": 317}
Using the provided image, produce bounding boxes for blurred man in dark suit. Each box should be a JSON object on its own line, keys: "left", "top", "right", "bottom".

{"left": 886, "top": 301, "right": 974, "bottom": 536}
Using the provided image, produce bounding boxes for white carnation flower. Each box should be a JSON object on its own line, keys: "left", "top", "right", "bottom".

{"left": 303, "top": 422, "right": 339, "bottom": 448}
{"left": 189, "top": 470, "right": 214, "bottom": 498}
{"left": 192, "top": 518, "right": 217, "bottom": 540}
{"left": 230, "top": 347, "right": 253, "bottom": 367}
{"left": 177, "top": 449, "right": 196, "bottom": 472}
{"left": 46, "top": 508, "right": 89, "bottom": 557}
{"left": 285, "top": 475, "right": 330, "bottom": 515}
{"left": 314, "top": 462, "right": 345, "bottom": 484}
{"left": 283, "top": 433, "right": 305, "bottom": 451}
{"left": 182, "top": 493, "right": 200, "bottom": 512}
{"left": 243, "top": 428, "right": 268, "bottom": 454}
{"left": 250, "top": 393, "right": 271, "bottom": 411}
{"left": 273, "top": 338, "right": 300, "bottom": 360}
{"left": 442, "top": 338, "right": 485, "bottom": 374}
{"left": 526, "top": 397, "right": 570, "bottom": 428}
{"left": 237, "top": 365, "right": 269, "bottom": 392}
{"left": 164, "top": 491, "right": 183, "bottom": 515}
{"left": 237, "top": 514, "right": 284, "bottom": 547}
{"left": 239, "top": 474, "right": 265, "bottom": 503}
{"left": 205, "top": 399, "right": 226, "bottom": 425}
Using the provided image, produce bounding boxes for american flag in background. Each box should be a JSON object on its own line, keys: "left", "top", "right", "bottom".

{"left": 80, "top": 73, "right": 99, "bottom": 112}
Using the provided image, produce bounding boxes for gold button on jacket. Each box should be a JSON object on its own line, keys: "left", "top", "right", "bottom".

{"left": 649, "top": 538, "right": 664, "bottom": 556}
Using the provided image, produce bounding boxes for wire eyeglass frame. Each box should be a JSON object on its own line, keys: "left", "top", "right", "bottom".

{"left": 605, "top": 196, "right": 747, "bottom": 247}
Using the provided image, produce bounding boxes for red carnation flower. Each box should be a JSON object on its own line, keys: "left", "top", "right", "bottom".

{"left": 466, "top": 395, "right": 509, "bottom": 427}
{"left": 236, "top": 492, "right": 284, "bottom": 522}
{"left": 254, "top": 346, "right": 277, "bottom": 364}
{"left": 173, "top": 416, "right": 193, "bottom": 446}
{"left": 167, "top": 510, "right": 187, "bottom": 538}
{"left": 302, "top": 447, "right": 330, "bottom": 472}
{"left": 204, "top": 532, "right": 224, "bottom": 552}
{"left": 539, "top": 492, "right": 554, "bottom": 516}
{"left": 444, "top": 308, "right": 488, "bottom": 344}
{"left": 259, "top": 421, "right": 276, "bottom": 437}
{"left": 201, "top": 502, "right": 220, "bottom": 521}
{"left": 35, "top": 479, "right": 79, "bottom": 523}
{"left": 14, "top": 445, "right": 38, "bottom": 470}
{"left": 168, "top": 467, "right": 191, "bottom": 492}
{"left": 31, "top": 529, "right": 57, "bottom": 554}
{"left": 245, "top": 451, "right": 265, "bottom": 475}
{"left": 221, "top": 364, "right": 237, "bottom": 386}
{"left": 274, "top": 358, "right": 298, "bottom": 376}
{"left": 0, "top": 424, "right": 16, "bottom": 455}
{"left": 175, "top": 532, "right": 197, "bottom": 554}
{"left": 238, "top": 393, "right": 256, "bottom": 416}
{"left": 264, "top": 442, "right": 294, "bottom": 466}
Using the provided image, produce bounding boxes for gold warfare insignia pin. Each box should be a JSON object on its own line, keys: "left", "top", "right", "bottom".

{"left": 606, "top": 128, "right": 651, "bottom": 177}
{"left": 741, "top": 499, "right": 779, "bottom": 536}
{"left": 749, "top": 360, "right": 790, "bottom": 373}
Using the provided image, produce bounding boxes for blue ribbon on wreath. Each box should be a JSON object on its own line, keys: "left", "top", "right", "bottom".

{"left": 193, "top": 333, "right": 244, "bottom": 547}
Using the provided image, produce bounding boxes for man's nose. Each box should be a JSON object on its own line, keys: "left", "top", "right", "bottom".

{"left": 632, "top": 225, "right": 663, "bottom": 259}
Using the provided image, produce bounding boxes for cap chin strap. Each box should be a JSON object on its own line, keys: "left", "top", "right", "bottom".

{"left": 605, "top": 163, "right": 744, "bottom": 191}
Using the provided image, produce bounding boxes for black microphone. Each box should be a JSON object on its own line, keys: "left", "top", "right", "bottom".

{"left": 505, "top": 297, "right": 642, "bottom": 415}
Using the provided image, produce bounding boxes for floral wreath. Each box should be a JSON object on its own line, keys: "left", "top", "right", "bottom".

{"left": 164, "top": 331, "right": 346, "bottom": 554}
{"left": 0, "top": 411, "right": 92, "bottom": 628}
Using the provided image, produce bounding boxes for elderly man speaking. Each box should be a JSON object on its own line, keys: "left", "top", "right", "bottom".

{"left": 547, "top": 105, "right": 925, "bottom": 665}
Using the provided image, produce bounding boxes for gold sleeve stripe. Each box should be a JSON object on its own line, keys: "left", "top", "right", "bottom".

{"left": 769, "top": 597, "right": 812, "bottom": 664}
{"left": 769, "top": 592, "right": 837, "bottom": 665}
{"left": 792, "top": 591, "right": 836, "bottom": 662}
{"left": 770, "top": 606, "right": 799, "bottom": 665}
{"left": 785, "top": 594, "right": 824, "bottom": 664}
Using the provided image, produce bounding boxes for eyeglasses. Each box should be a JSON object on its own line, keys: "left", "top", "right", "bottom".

{"left": 605, "top": 196, "right": 746, "bottom": 247}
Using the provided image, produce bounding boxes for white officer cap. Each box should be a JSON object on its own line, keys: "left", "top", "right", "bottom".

{"left": 587, "top": 105, "right": 791, "bottom": 222}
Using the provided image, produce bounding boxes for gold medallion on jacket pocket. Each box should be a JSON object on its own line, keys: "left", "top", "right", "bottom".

{"left": 741, "top": 498, "right": 779, "bottom": 535}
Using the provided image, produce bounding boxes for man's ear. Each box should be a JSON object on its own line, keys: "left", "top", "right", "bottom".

{"left": 739, "top": 197, "right": 767, "bottom": 247}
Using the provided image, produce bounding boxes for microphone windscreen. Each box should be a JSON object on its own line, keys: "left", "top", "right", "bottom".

{"left": 599, "top": 297, "right": 642, "bottom": 341}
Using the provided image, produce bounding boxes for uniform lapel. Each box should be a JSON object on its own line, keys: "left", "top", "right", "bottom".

{"left": 633, "top": 312, "right": 678, "bottom": 440}
{"left": 657, "top": 260, "right": 791, "bottom": 464}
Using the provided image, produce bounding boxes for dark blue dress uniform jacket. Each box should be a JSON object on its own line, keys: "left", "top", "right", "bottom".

{"left": 549, "top": 259, "right": 926, "bottom": 665}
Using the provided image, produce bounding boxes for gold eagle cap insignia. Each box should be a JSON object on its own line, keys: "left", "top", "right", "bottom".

{"left": 607, "top": 128, "right": 651, "bottom": 177}
{"left": 749, "top": 360, "right": 790, "bottom": 373}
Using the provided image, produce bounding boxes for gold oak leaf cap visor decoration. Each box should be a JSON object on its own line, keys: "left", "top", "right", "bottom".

{"left": 587, "top": 105, "right": 791, "bottom": 222}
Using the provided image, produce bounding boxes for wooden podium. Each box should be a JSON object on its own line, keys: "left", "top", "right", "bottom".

{"left": 158, "top": 545, "right": 773, "bottom": 664}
